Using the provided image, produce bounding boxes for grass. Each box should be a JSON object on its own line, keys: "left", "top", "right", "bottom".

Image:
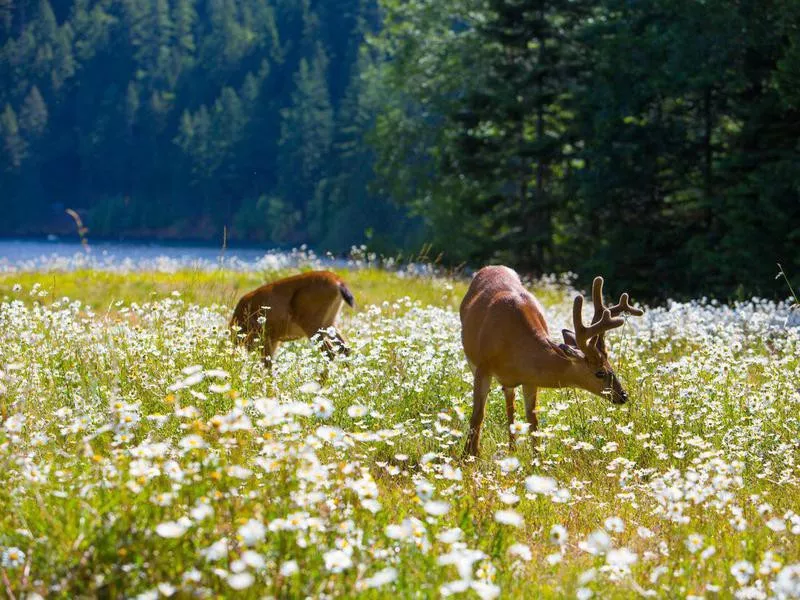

{"left": 0, "top": 266, "right": 798, "bottom": 598}
{"left": 0, "top": 267, "right": 470, "bottom": 312}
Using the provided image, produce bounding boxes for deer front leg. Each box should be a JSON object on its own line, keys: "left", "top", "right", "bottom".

{"left": 464, "top": 368, "right": 491, "bottom": 457}
{"left": 260, "top": 338, "right": 278, "bottom": 370}
{"left": 522, "top": 384, "right": 539, "bottom": 451}
{"left": 502, "top": 387, "right": 516, "bottom": 450}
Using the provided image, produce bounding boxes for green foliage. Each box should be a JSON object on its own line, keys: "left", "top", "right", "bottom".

{"left": 278, "top": 46, "right": 334, "bottom": 238}
{"left": 19, "top": 85, "right": 48, "bottom": 137}
{"left": 0, "top": 0, "right": 399, "bottom": 252}
{"left": 0, "top": 103, "right": 25, "bottom": 169}
{"left": 368, "top": 0, "right": 800, "bottom": 299}
{"left": 0, "top": 0, "right": 798, "bottom": 299}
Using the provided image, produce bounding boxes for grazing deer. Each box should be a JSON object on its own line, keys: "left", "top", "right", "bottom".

{"left": 460, "top": 266, "right": 643, "bottom": 456}
{"left": 230, "top": 271, "right": 354, "bottom": 366}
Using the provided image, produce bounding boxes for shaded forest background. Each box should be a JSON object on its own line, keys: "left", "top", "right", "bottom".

{"left": 0, "top": 0, "right": 798, "bottom": 299}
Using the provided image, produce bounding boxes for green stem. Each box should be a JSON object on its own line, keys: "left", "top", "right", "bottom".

{"left": 776, "top": 263, "right": 799, "bottom": 308}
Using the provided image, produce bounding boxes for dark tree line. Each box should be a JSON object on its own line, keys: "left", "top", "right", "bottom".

{"left": 0, "top": 0, "right": 411, "bottom": 250}
{"left": 369, "top": 0, "right": 800, "bottom": 299}
{"left": 1, "top": 0, "right": 799, "bottom": 299}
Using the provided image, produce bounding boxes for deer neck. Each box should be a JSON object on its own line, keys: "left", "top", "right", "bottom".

{"left": 524, "top": 338, "right": 581, "bottom": 389}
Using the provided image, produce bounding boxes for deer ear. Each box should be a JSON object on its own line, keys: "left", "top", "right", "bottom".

{"left": 562, "top": 329, "right": 578, "bottom": 347}
{"left": 558, "top": 343, "right": 584, "bottom": 360}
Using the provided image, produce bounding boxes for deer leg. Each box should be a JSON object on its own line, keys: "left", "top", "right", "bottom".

{"left": 320, "top": 336, "right": 337, "bottom": 361}
{"left": 310, "top": 332, "right": 335, "bottom": 381}
{"left": 321, "top": 327, "right": 351, "bottom": 357}
{"left": 464, "top": 368, "right": 491, "bottom": 457}
{"left": 502, "top": 387, "right": 516, "bottom": 450}
{"left": 332, "top": 329, "right": 351, "bottom": 356}
{"left": 301, "top": 324, "right": 340, "bottom": 361}
{"left": 522, "top": 384, "right": 539, "bottom": 451}
{"left": 260, "top": 338, "right": 277, "bottom": 370}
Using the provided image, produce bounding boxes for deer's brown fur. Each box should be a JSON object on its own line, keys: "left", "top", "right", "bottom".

{"left": 230, "top": 271, "right": 354, "bottom": 366}
{"left": 460, "top": 266, "right": 643, "bottom": 456}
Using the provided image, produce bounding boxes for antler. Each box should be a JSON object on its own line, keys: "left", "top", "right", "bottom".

{"left": 573, "top": 294, "right": 624, "bottom": 355}
{"left": 608, "top": 292, "right": 644, "bottom": 317}
{"left": 590, "top": 276, "right": 644, "bottom": 318}
{"left": 591, "top": 276, "right": 606, "bottom": 325}
{"left": 573, "top": 276, "right": 643, "bottom": 356}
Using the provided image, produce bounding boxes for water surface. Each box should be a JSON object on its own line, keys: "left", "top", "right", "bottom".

{"left": 0, "top": 238, "right": 318, "bottom": 272}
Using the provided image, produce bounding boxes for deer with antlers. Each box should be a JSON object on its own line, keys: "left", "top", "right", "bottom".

{"left": 460, "top": 266, "right": 644, "bottom": 456}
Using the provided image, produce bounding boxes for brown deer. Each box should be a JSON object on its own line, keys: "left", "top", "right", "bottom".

{"left": 230, "top": 271, "right": 354, "bottom": 366}
{"left": 460, "top": 266, "right": 643, "bottom": 456}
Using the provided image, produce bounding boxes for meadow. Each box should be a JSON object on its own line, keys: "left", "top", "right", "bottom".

{"left": 0, "top": 253, "right": 798, "bottom": 599}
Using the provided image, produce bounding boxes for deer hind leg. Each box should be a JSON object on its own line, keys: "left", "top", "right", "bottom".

{"left": 320, "top": 336, "right": 338, "bottom": 361}
{"left": 502, "top": 387, "right": 517, "bottom": 450}
{"left": 320, "top": 299, "right": 350, "bottom": 356}
{"left": 330, "top": 329, "right": 351, "bottom": 356}
{"left": 298, "top": 322, "right": 339, "bottom": 361}
{"left": 294, "top": 300, "right": 348, "bottom": 361}
{"left": 464, "top": 368, "right": 491, "bottom": 457}
{"left": 522, "top": 384, "right": 539, "bottom": 451}
{"left": 303, "top": 324, "right": 350, "bottom": 360}
{"left": 316, "top": 327, "right": 351, "bottom": 358}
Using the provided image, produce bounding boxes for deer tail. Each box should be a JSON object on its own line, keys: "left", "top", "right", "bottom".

{"left": 339, "top": 282, "right": 355, "bottom": 308}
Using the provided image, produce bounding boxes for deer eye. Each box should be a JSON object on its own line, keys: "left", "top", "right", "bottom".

{"left": 595, "top": 370, "right": 607, "bottom": 378}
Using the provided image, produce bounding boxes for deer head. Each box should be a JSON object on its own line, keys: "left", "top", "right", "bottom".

{"left": 559, "top": 277, "right": 644, "bottom": 404}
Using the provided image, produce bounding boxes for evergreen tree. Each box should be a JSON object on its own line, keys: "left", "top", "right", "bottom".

{"left": 0, "top": 0, "right": 795, "bottom": 298}
{"left": 0, "top": 0, "right": 12, "bottom": 37}
{"left": 325, "top": 47, "right": 413, "bottom": 250}
{"left": 278, "top": 43, "right": 334, "bottom": 238}
{"left": 50, "top": 26, "right": 75, "bottom": 90}
{"left": 1, "top": 103, "right": 25, "bottom": 168}
{"left": 19, "top": 84, "right": 47, "bottom": 137}
{"left": 172, "top": 0, "right": 197, "bottom": 70}
{"left": 36, "top": 0, "right": 56, "bottom": 40}
{"left": 452, "top": 0, "right": 592, "bottom": 270}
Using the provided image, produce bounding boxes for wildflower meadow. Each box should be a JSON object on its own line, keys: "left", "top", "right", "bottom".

{"left": 0, "top": 252, "right": 798, "bottom": 598}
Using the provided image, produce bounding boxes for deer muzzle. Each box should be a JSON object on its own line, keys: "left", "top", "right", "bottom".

{"left": 609, "top": 373, "right": 628, "bottom": 404}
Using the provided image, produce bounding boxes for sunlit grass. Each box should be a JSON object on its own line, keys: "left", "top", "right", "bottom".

{"left": 0, "top": 267, "right": 469, "bottom": 312}
{"left": 0, "top": 265, "right": 798, "bottom": 598}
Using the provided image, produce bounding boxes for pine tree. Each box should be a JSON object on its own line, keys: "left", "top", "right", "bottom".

{"left": 212, "top": 86, "right": 245, "bottom": 160}
{"left": 205, "top": 0, "right": 247, "bottom": 70}
{"left": 37, "top": 0, "right": 57, "bottom": 41}
{"left": 172, "top": 0, "right": 197, "bottom": 56}
{"left": 452, "top": 0, "right": 592, "bottom": 270}
{"left": 50, "top": 26, "right": 75, "bottom": 90}
{"left": 278, "top": 43, "right": 334, "bottom": 237}
{"left": 324, "top": 47, "right": 410, "bottom": 250}
{"left": 1, "top": 103, "right": 26, "bottom": 169}
{"left": 0, "top": 0, "right": 12, "bottom": 37}
{"left": 19, "top": 85, "right": 47, "bottom": 137}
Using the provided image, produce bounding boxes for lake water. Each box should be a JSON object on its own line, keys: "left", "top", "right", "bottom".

{"left": 0, "top": 237, "right": 323, "bottom": 272}
{"left": 0, "top": 238, "right": 274, "bottom": 262}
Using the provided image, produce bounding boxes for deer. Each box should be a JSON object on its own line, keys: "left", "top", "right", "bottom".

{"left": 230, "top": 271, "right": 355, "bottom": 366}
{"left": 460, "top": 265, "right": 643, "bottom": 456}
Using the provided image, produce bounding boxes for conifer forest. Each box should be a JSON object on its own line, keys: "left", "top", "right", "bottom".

{"left": 1, "top": 0, "right": 799, "bottom": 298}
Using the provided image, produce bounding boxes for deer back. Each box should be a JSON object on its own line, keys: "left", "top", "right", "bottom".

{"left": 460, "top": 266, "right": 551, "bottom": 377}
{"left": 231, "top": 271, "right": 348, "bottom": 341}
